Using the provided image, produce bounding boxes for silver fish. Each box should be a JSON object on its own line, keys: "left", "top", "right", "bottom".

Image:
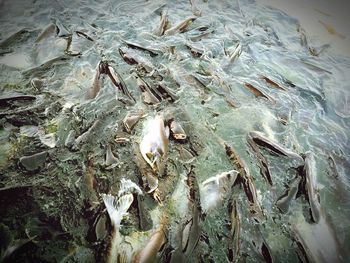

{"left": 303, "top": 152, "right": 321, "bottom": 223}
{"left": 85, "top": 61, "right": 103, "bottom": 100}
{"left": 154, "top": 10, "right": 169, "bottom": 36}
{"left": 139, "top": 114, "right": 170, "bottom": 175}
{"left": 164, "top": 16, "right": 197, "bottom": 36}
{"left": 248, "top": 131, "right": 304, "bottom": 163}
{"left": 136, "top": 76, "right": 160, "bottom": 105}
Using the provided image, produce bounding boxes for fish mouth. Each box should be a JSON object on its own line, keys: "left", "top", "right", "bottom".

{"left": 145, "top": 151, "right": 162, "bottom": 172}
{"left": 174, "top": 134, "right": 187, "bottom": 140}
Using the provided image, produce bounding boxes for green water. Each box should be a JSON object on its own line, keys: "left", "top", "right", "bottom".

{"left": 0, "top": 0, "right": 349, "bottom": 262}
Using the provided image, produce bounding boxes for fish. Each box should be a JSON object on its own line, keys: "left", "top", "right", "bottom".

{"left": 260, "top": 76, "right": 286, "bottom": 91}
{"left": 187, "top": 25, "right": 214, "bottom": 41}
{"left": 154, "top": 10, "right": 169, "bottom": 36}
{"left": 121, "top": 39, "right": 160, "bottom": 57}
{"left": 249, "top": 223, "right": 274, "bottom": 263}
{"left": 297, "top": 25, "right": 308, "bottom": 47}
{"left": 123, "top": 110, "right": 145, "bottom": 133}
{"left": 275, "top": 176, "right": 301, "bottom": 214}
{"left": 0, "top": 28, "right": 31, "bottom": 49}
{"left": 118, "top": 47, "right": 138, "bottom": 65}
{"left": 185, "top": 42, "right": 204, "bottom": 57}
{"left": 164, "top": 16, "right": 197, "bottom": 36}
{"left": 84, "top": 157, "right": 99, "bottom": 206}
{"left": 133, "top": 143, "right": 159, "bottom": 193}
{"left": 326, "top": 154, "right": 350, "bottom": 203}
{"left": 85, "top": 61, "right": 103, "bottom": 100}
{"left": 169, "top": 119, "right": 187, "bottom": 140}
{"left": 291, "top": 212, "right": 345, "bottom": 263}
{"left": 314, "top": 8, "right": 331, "bottom": 17}
{"left": 22, "top": 55, "right": 70, "bottom": 77}
{"left": 105, "top": 144, "right": 118, "bottom": 168}
{"left": 243, "top": 82, "right": 274, "bottom": 102}
{"left": 72, "top": 119, "right": 100, "bottom": 151}
{"left": 247, "top": 134, "right": 273, "bottom": 186}
{"left": 248, "top": 131, "right": 304, "bottom": 163}
{"left": 155, "top": 84, "right": 178, "bottom": 103}
{"left": 228, "top": 43, "right": 242, "bottom": 64}
{"left": 302, "top": 152, "right": 321, "bottom": 223}
{"left": 200, "top": 170, "right": 239, "bottom": 211}
{"left": 227, "top": 199, "right": 241, "bottom": 261}
{"left": 224, "top": 143, "right": 264, "bottom": 222}
{"left": 182, "top": 166, "right": 201, "bottom": 255}
{"left": 139, "top": 115, "right": 170, "bottom": 175}
{"left": 35, "top": 24, "right": 58, "bottom": 42}
{"left": 308, "top": 44, "right": 330, "bottom": 56}
{"left": 107, "top": 65, "right": 136, "bottom": 103}
{"left": 75, "top": 30, "right": 94, "bottom": 41}
{"left": 54, "top": 18, "right": 71, "bottom": 38}
{"left": 133, "top": 219, "right": 168, "bottom": 263}
{"left": 101, "top": 179, "right": 142, "bottom": 263}
{"left": 136, "top": 76, "right": 161, "bottom": 105}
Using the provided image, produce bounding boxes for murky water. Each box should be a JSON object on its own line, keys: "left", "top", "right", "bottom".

{"left": 0, "top": 0, "right": 349, "bottom": 262}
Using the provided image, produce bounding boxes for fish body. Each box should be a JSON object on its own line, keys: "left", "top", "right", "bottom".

{"left": 229, "top": 43, "right": 242, "bottom": 63}
{"left": 139, "top": 115, "right": 169, "bottom": 174}
{"left": 101, "top": 180, "right": 142, "bottom": 263}
{"left": 164, "top": 16, "right": 197, "bottom": 36}
{"left": 200, "top": 170, "right": 239, "bottom": 211}
{"left": 275, "top": 176, "right": 301, "bottom": 214}
{"left": 260, "top": 76, "right": 286, "bottom": 91}
{"left": 248, "top": 131, "right": 304, "bottom": 163}
{"left": 85, "top": 61, "right": 102, "bottom": 100}
{"left": 136, "top": 76, "right": 160, "bottom": 105}
{"left": 154, "top": 10, "right": 169, "bottom": 36}
{"left": 247, "top": 134, "right": 273, "bottom": 186}
{"left": 303, "top": 152, "right": 321, "bottom": 223}
{"left": 133, "top": 223, "right": 167, "bottom": 263}
{"left": 224, "top": 143, "right": 264, "bottom": 222}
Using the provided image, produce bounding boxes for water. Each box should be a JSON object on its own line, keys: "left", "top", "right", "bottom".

{"left": 0, "top": 0, "right": 349, "bottom": 262}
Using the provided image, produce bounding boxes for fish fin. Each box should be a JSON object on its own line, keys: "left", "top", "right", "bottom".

{"left": 101, "top": 193, "right": 134, "bottom": 227}
{"left": 118, "top": 178, "right": 143, "bottom": 196}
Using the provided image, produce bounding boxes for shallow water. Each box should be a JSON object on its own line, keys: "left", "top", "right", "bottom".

{"left": 0, "top": 0, "right": 349, "bottom": 262}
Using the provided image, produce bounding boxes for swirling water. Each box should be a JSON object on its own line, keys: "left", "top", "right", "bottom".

{"left": 0, "top": 0, "right": 349, "bottom": 262}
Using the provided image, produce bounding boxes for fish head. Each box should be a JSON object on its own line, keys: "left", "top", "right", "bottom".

{"left": 146, "top": 147, "right": 164, "bottom": 173}
{"left": 140, "top": 136, "right": 164, "bottom": 169}
{"left": 218, "top": 170, "right": 239, "bottom": 191}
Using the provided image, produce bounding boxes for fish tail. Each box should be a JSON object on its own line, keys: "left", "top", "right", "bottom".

{"left": 101, "top": 193, "right": 134, "bottom": 228}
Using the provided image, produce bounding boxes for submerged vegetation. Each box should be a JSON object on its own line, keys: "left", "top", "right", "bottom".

{"left": 0, "top": 0, "right": 349, "bottom": 262}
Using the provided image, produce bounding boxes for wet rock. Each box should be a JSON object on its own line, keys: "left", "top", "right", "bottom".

{"left": 19, "top": 151, "right": 48, "bottom": 171}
